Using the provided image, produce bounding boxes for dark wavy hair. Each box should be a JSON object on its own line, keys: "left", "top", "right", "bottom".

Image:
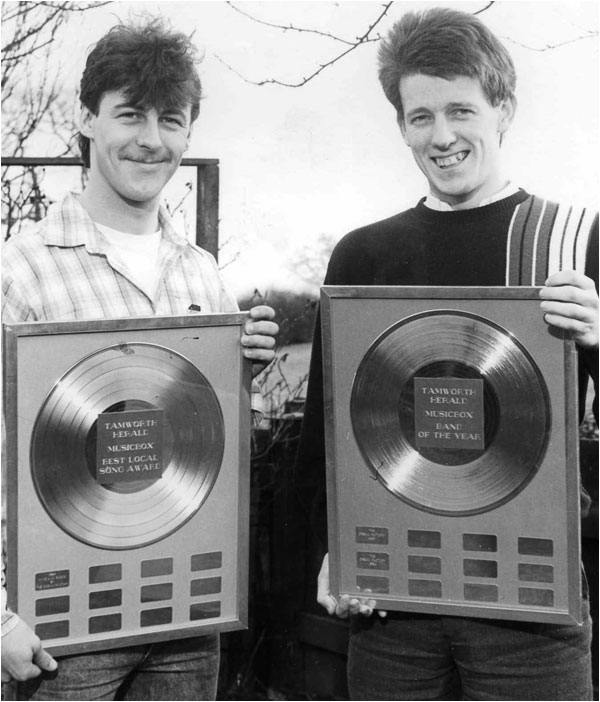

{"left": 378, "top": 8, "right": 516, "bottom": 122}
{"left": 78, "top": 18, "right": 202, "bottom": 167}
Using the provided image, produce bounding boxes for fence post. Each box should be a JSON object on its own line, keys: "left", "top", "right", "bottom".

{"left": 196, "top": 162, "right": 220, "bottom": 259}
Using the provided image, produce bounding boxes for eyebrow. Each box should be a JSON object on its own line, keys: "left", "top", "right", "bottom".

{"left": 111, "top": 101, "right": 142, "bottom": 112}
{"left": 446, "top": 101, "right": 477, "bottom": 110}
{"left": 161, "top": 107, "right": 188, "bottom": 120}
{"left": 111, "top": 102, "right": 188, "bottom": 120}
{"left": 404, "top": 106, "right": 431, "bottom": 120}
{"left": 405, "top": 101, "right": 477, "bottom": 119}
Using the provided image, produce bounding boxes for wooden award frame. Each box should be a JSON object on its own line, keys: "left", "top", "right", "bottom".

{"left": 3, "top": 313, "right": 251, "bottom": 654}
{"left": 321, "top": 287, "right": 581, "bottom": 624}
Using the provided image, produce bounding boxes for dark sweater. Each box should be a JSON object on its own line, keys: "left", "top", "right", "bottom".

{"left": 295, "top": 190, "right": 598, "bottom": 561}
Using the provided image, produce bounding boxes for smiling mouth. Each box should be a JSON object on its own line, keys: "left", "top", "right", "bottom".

{"left": 124, "top": 157, "right": 167, "bottom": 165}
{"left": 433, "top": 151, "right": 469, "bottom": 169}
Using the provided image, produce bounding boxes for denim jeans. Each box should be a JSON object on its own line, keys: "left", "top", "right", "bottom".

{"left": 348, "top": 600, "right": 592, "bottom": 701}
{"left": 17, "top": 634, "right": 219, "bottom": 701}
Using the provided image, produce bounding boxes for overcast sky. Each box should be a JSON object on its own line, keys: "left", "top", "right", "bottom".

{"left": 9, "top": 1, "right": 599, "bottom": 296}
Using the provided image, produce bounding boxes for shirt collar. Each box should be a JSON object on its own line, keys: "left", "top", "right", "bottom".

{"left": 43, "top": 192, "right": 188, "bottom": 250}
{"left": 424, "top": 182, "right": 520, "bottom": 211}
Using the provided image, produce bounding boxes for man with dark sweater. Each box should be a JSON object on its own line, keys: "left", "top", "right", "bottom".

{"left": 296, "top": 7, "right": 597, "bottom": 700}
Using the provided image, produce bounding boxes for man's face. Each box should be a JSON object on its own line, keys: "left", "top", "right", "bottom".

{"left": 399, "top": 74, "right": 515, "bottom": 208}
{"left": 81, "top": 90, "right": 192, "bottom": 206}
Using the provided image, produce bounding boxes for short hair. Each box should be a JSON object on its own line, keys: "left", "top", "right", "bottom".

{"left": 378, "top": 8, "right": 516, "bottom": 122}
{"left": 78, "top": 18, "right": 202, "bottom": 167}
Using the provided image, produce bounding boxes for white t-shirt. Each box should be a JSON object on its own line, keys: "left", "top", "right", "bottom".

{"left": 424, "top": 182, "right": 520, "bottom": 211}
{"left": 94, "top": 222, "right": 162, "bottom": 299}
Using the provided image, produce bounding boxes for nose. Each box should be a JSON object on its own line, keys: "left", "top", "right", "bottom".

{"left": 135, "top": 115, "right": 163, "bottom": 150}
{"left": 431, "top": 116, "right": 456, "bottom": 150}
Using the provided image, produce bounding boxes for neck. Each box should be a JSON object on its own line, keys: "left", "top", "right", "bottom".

{"left": 79, "top": 175, "right": 160, "bottom": 236}
{"left": 433, "top": 176, "right": 510, "bottom": 211}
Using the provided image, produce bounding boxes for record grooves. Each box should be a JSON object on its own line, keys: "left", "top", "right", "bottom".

{"left": 350, "top": 311, "right": 551, "bottom": 515}
{"left": 31, "top": 342, "right": 225, "bottom": 549}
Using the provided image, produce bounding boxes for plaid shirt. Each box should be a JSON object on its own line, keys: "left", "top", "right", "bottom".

{"left": 2, "top": 192, "right": 265, "bottom": 406}
{"left": 1, "top": 194, "right": 264, "bottom": 625}
{"left": 2, "top": 192, "right": 239, "bottom": 321}
{"left": 2, "top": 191, "right": 262, "bottom": 410}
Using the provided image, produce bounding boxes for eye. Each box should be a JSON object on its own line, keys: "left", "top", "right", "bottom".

{"left": 452, "top": 108, "right": 474, "bottom": 118}
{"left": 409, "top": 114, "right": 430, "bottom": 126}
{"left": 161, "top": 116, "right": 186, "bottom": 128}
{"left": 118, "top": 111, "right": 142, "bottom": 121}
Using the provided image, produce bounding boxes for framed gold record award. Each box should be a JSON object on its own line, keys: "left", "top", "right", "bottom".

{"left": 3, "top": 313, "right": 251, "bottom": 655}
{"left": 321, "top": 287, "right": 582, "bottom": 624}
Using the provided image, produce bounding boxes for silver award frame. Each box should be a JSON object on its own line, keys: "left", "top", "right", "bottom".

{"left": 321, "top": 286, "right": 581, "bottom": 624}
{"left": 3, "top": 313, "right": 252, "bottom": 655}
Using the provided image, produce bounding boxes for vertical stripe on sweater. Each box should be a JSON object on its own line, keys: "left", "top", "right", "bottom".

{"left": 506, "top": 196, "right": 597, "bottom": 285}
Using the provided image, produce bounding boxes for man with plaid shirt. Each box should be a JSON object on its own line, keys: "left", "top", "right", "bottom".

{"left": 1, "top": 19, "right": 278, "bottom": 701}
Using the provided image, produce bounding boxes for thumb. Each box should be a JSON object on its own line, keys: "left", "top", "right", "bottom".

{"left": 18, "top": 662, "right": 43, "bottom": 679}
{"left": 33, "top": 647, "right": 57, "bottom": 672}
{"left": 322, "top": 593, "right": 338, "bottom": 616}
{"left": 316, "top": 577, "right": 337, "bottom": 615}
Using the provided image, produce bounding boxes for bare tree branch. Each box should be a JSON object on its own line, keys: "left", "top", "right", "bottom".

{"left": 2, "top": 7, "right": 64, "bottom": 56}
{"left": 215, "top": 1, "right": 394, "bottom": 88}
{"left": 474, "top": 2, "right": 495, "bottom": 16}
{"left": 2, "top": 2, "right": 110, "bottom": 88}
{"left": 2, "top": 1, "right": 109, "bottom": 239}
{"left": 502, "top": 31, "right": 598, "bottom": 52}
{"left": 468, "top": 1, "right": 597, "bottom": 52}
{"left": 225, "top": 2, "right": 356, "bottom": 45}
{"left": 217, "top": 0, "right": 595, "bottom": 91}
{"left": 217, "top": 248, "right": 241, "bottom": 271}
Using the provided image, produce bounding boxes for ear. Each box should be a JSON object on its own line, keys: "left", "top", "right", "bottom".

{"left": 80, "top": 105, "right": 95, "bottom": 139}
{"left": 397, "top": 112, "right": 409, "bottom": 145}
{"left": 498, "top": 96, "right": 516, "bottom": 135}
{"left": 184, "top": 123, "right": 194, "bottom": 152}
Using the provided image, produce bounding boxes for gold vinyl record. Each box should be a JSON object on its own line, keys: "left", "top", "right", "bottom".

{"left": 31, "top": 343, "right": 225, "bottom": 549}
{"left": 350, "top": 311, "right": 551, "bottom": 515}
